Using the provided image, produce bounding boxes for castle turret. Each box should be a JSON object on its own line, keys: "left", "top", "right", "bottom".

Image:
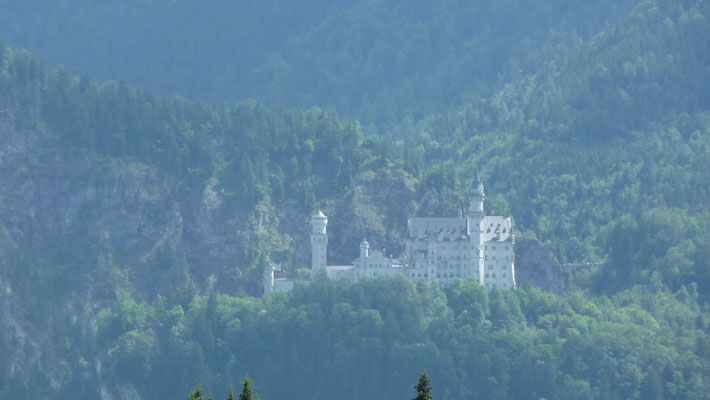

{"left": 310, "top": 210, "right": 328, "bottom": 274}
{"left": 467, "top": 173, "right": 486, "bottom": 284}
{"left": 360, "top": 239, "right": 369, "bottom": 260}
{"left": 468, "top": 173, "right": 485, "bottom": 222}
{"left": 264, "top": 263, "right": 275, "bottom": 295}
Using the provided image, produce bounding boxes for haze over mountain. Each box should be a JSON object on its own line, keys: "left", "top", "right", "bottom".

{"left": 0, "top": 0, "right": 640, "bottom": 131}
{"left": 0, "top": 0, "right": 709, "bottom": 399}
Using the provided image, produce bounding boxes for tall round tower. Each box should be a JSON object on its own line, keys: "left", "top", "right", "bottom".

{"left": 469, "top": 174, "right": 485, "bottom": 220}
{"left": 310, "top": 210, "right": 328, "bottom": 274}
{"left": 467, "top": 174, "right": 486, "bottom": 284}
{"left": 360, "top": 238, "right": 369, "bottom": 260}
{"left": 263, "top": 263, "right": 275, "bottom": 295}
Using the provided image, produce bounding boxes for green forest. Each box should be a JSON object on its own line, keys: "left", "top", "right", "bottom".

{"left": 0, "top": 0, "right": 709, "bottom": 398}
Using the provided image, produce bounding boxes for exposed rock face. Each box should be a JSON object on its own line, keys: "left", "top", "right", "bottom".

{"left": 0, "top": 119, "right": 258, "bottom": 399}
{"left": 0, "top": 117, "right": 257, "bottom": 297}
{"left": 515, "top": 238, "right": 570, "bottom": 295}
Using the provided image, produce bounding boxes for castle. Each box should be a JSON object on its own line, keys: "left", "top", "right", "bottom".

{"left": 264, "top": 177, "right": 515, "bottom": 294}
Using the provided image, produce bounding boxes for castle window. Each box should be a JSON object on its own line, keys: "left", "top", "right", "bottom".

{"left": 437, "top": 274, "right": 441, "bottom": 278}
{"left": 502, "top": 283, "right": 506, "bottom": 287}
{"left": 485, "top": 245, "right": 487, "bottom": 250}
{"left": 503, "top": 273, "right": 507, "bottom": 277}
{"left": 505, "top": 246, "right": 509, "bottom": 250}
{"left": 485, "top": 273, "right": 489, "bottom": 278}
{"left": 492, "top": 246, "right": 496, "bottom": 250}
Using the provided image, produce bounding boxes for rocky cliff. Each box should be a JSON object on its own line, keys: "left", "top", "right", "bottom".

{"left": 515, "top": 238, "right": 571, "bottom": 295}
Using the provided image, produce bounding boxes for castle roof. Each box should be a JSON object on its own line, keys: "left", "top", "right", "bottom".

{"left": 407, "top": 216, "right": 513, "bottom": 242}
{"left": 408, "top": 217, "right": 467, "bottom": 241}
{"left": 482, "top": 216, "right": 513, "bottom": 242}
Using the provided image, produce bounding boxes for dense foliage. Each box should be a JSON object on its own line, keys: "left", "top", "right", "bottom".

{"left": 0, "top": 0, "right": 638, "bottom": 131}
{"left": 0, "top": 0, "right": 709, "bottom": 399}
{"left": 84, "top": 277, "right": 710, "bottom": 399}
{"left": 399, "top": 0, "right": 710, "bottom": 300}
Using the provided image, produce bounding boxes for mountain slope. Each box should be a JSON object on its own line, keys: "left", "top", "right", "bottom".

{"left": 408, "top": 0, "right": 710, "bottom": 295}
{"left": 0, "top": 0, "right": 709, "bottom": 398}
{"left": 0, "top": 0, "right": 638, "bottom": 131}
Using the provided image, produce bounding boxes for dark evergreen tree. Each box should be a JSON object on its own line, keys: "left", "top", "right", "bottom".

{"left": 188, "top": 386, "right": 213, "bottom": 400}
{"left": 239, "top": 377, "right": 256, "bottom": 400}
{"left": 413, "top": 371, "right": 432, "bottom": 400}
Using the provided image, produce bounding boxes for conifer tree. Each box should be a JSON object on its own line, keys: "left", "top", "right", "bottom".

{"left": 413, "top": 371, "right": 432, "bottom": 400}
{"left": 239, "top": 377, "right": 256, "bottom": 400}
{"left": 187, "top": 386, "right": 213, "bottom": 400}
{"left": 226, "top": 385, "right": 235, "bottom": 400}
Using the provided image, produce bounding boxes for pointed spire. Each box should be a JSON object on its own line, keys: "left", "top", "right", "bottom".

{"left": 472, "top": 168, "right": 484, "bottom": 198}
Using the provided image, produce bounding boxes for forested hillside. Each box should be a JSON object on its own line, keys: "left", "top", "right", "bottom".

{"left": 0, "top": 40, "right": 438, "bottom": 398}
{"left": 1, "top": 0, "right": 709, "bottom": 399}
{"left": 0, "top": 0, "right": 638, "bottom": 131}
{"left": 404, "top": 0, "right": 710, "bottom": 297}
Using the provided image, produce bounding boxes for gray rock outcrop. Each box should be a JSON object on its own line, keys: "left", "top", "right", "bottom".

{"left": 515, "top": 238, "right": 570, "bottom": 295}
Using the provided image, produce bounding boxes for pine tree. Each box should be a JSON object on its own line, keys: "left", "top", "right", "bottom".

{"left": 187, "top": 386, "right": 214, "bottom": 400}
{"left": 413, "top": 371, "right": 432, "bottom": 400}
{"left": 187, "top": 386, "right": 203, "bottom": 400}
{"left": 226, "top": 385, "right": 235, "bottom": 400}
{"left": 239, "top": 377, "right": 256, "bottom": 400}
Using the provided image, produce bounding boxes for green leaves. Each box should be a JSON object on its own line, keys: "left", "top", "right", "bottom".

{"left": 85, "top": 275, "right": 710, "bottom": 399}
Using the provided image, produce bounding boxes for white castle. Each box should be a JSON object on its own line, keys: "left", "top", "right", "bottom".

{"left": 265, "top": 177, "right": 515, "bottom": 294}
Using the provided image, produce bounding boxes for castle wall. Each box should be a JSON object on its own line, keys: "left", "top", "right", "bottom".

{"left": 482, "top": 240, "right": 515, "bottom": 288}
{"left": 265, "top": 185, "right": 516, "bottom": 295}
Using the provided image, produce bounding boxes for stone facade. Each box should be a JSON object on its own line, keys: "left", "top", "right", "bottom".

{"left": 265, "top": 179, "right": 515, "bottom": 294}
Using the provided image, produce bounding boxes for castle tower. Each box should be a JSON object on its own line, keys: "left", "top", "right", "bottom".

{"left": 360, "top": 238, "right": 369, "bottom": 260}
{"left": 310, "top": 210, "right": 328, "bottom": 274}
{"left": 263, "top": 263, "right": 275, "bottom": 295}
{"left": 510, "top": 230, "right": 517, "bottom": 287}
{"left": 360, "top": 239, "right": 370, "bottom": 267}
{"left": 467, "top": 174, "right": 485, "bottom": 284}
